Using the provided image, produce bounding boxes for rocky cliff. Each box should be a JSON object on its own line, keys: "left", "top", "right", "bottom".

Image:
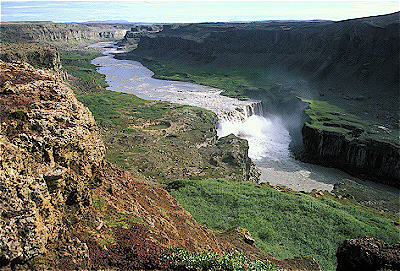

{"left": 0, "top": 60, "right": 222, "bottom": 270}
{"left": 302, "top": 124, "right": 400, "bottom": 188}
{"left": 0, "top": 22, "right": 130, "bottom": 44}
{"left": 0, "top": 43, "right": 62, "bottom": 73}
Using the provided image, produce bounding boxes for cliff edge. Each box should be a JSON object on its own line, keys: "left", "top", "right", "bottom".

{"left": 0, "top": 60, "right": 221, "bottom": 270}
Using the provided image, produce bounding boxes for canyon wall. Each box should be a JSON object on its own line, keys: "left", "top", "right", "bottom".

{"left": 124, "top": 12, "right": 399, "bottom": 186}
{"left": 130, "top": 12, "right": 399, "bottom": 98}
{"left": 0, "top": 22, "right": 130, "bottom": 44}
{"left": 302, "top": 124, "right": 400, "bottom": 188}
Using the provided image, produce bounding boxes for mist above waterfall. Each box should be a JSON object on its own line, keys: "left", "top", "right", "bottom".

{"left": 218, "top": 115, "right": 291, "bottom": 162}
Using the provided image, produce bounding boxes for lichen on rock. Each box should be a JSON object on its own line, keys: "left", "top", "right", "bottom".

{"left": 0, "top": 60, "right": 105, "bottom": 267}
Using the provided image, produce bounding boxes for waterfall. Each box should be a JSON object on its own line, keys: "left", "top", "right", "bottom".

{"left": 216, "top": 100, "right": 292, "bottom": 161}
{"left": 247, "top": 101, "right": 264, "bottom": 116}
{"left": 219, "top": 100, "right": 263, "bottom": 122}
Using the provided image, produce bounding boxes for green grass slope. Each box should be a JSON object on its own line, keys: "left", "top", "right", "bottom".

{"left": 168, "top": 179, "right": 400, "bottom": 271}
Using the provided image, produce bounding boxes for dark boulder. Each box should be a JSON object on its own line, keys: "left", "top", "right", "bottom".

{"left": 336, "top": 237, "right": 400, "bottom": 271}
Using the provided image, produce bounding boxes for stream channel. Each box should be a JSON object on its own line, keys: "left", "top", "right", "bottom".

{"left": 89, "top": 42, "right": 398, "bottom": 195}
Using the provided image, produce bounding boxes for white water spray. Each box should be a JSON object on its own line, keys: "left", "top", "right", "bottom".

{"left": 218, "top": 115, "right": 291, "bottom": 162}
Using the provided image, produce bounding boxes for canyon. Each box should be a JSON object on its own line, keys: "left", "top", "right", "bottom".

{"left": 0, "top": 57, "right": 273, "bottom": 271}
{"left": 119, "top": 12, "right": 399, "bottom": 188}
{"left": 0, "top": 15, "right": 399, "bottom": 270}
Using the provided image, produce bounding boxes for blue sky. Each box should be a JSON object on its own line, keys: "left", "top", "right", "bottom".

{"left": 1, "top": 1, "right": 399, "bottom": 23}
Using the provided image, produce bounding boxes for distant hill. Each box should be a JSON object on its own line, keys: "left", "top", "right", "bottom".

{"left": 84, "top": 20, "right": 130, "bottom": 24}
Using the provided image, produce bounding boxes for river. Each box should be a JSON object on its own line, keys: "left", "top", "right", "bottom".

{"left": 89, "top": 42, "right": 398, "bottom": 195}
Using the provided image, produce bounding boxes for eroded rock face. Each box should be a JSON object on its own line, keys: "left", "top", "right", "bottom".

{"left": 336, "top": 237, "right": 400, "bottom": 271}
{"left": 0, "top": 60, "right": 105, "bottom": 266}
{"left": 0, "top": 22, "right": 129, "bottom": 44}
{"left": 301, "top": 124, "right": 400, "bottom": 188}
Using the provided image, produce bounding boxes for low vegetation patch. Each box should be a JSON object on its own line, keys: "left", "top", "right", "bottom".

{"left": 60, "top": 49, "right": 109, "bottom": 94}
{"left": 164, "top": 247, "right": 277, "bottom": 271}
{"left": 332, "top": 179, "right": 400, "bottom": 214}
{"left": 115, "top": 54, "right": 269, "bottom": 99}
{"left": 86, "top": 224, "right": 169, "bottom": 270}
{"left": 168, "top": 179, "right": 400, "bottom": 271}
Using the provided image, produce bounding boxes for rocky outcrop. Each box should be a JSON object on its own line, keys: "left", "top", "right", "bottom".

{"left": 92, "top": 96, "right": 259, "bottom": 184}
{"left": 0, "top": 22, "right": 130, "bottom": 44}
{"left": 336, "top": 237, "right": 400, "bottom": 271}
{"left": 211, "top": 134, "right": 260, "bottom": 183}
{"left": 302, "top": 124, "right": 400, "bottom": 188}
{"left": 123, "top": 25, "right": 163, "bottom": 44}
{"left": 0, "top": 60, "right": 106, "bottom": 267}
{"left": 0, "top": 43, "right": 62, "bottom": 72}
{"left": 0, "top": 61, "right": 222, "bottom": 269}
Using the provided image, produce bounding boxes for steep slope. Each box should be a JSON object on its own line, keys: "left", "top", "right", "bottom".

{"left": 0, "top": 60, "right": 221, "bottom": 270}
